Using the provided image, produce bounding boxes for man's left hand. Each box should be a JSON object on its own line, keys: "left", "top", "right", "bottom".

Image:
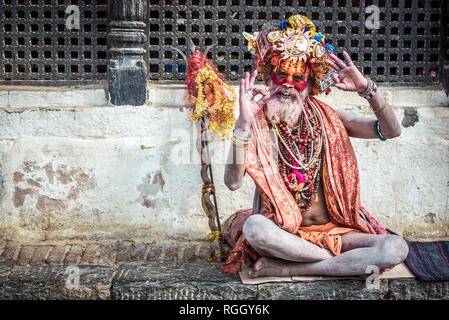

{"left": 326, "top": 51, "right": 368, "bottom": 93}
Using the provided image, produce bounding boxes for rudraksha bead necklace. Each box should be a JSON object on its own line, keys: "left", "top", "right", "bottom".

{"left": 273, "top": 104, "right": 324, "bottom": 211}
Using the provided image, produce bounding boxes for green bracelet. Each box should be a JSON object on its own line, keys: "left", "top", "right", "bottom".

{"left": 374, "top": 120, "right": 387, "bottom": 141}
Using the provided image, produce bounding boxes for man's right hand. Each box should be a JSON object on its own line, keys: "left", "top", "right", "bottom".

{"left": 236, "top": 70, "right": 270, "bottom": 130}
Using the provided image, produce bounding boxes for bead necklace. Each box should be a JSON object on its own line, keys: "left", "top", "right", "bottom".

{"left": 273, "top": 104, "right": 324, "bottom": 211}
{"left": 275, "top": 124, "right": 323, "bottom": 170}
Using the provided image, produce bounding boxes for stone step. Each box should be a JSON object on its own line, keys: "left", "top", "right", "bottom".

{"left": 0, "top": 259, "right": 448, "bottom": 300}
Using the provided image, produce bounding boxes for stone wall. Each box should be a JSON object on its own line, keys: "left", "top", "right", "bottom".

{"left": 0, "top": 84, "right": 448, "bottom": 243}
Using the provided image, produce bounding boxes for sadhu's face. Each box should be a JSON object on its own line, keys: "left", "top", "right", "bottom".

{"left": 271, "top": 60, "right": 310, "bottom": 92}
{"left": 265, "top": 62, "right": 310, "bottom": 128}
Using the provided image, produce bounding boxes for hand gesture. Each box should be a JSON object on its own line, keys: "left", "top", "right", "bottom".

{"left": 326, "top": 51, "right": 368, "bottom": 93}
{"left": 236, "top": 70, "right": 270, "bottom": 129}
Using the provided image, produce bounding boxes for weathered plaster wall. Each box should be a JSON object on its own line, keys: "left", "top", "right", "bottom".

{"left": 0, "top": 84, "right": 448, "bottom": 242}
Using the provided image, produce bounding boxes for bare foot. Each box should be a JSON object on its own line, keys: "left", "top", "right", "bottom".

{"left": 248, "top": 257, "right": 293, "bottom": 278}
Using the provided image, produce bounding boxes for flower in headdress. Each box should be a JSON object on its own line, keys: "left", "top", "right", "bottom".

{"left": 279, "top": 20, "right": 288, "bottom": 30}
{"left": 324, "top": 44, "right": 334, "bottom": 53}
{"left": 313, "top": 33, "right": 324, "bottom": 43}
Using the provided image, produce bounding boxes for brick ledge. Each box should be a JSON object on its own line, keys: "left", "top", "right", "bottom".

{"left": 0, "top": 240, "right": 214, "bottom": 267}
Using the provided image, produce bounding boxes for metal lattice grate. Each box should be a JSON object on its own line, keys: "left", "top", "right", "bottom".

{"left": 147, "top": 0, "right": 442, "bottom": 83}
{"left": 0, "top": 0, "right": 108, "bottom": 84}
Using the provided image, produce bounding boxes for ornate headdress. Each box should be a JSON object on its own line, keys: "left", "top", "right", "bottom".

{"left": 243, "top": 14, "right": 335, "bottom": 95}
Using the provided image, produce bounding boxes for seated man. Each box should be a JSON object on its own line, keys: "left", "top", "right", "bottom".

{"left": 222, "top": 14, "right": 409, "bottom": 278}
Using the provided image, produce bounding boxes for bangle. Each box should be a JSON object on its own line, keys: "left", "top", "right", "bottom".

{"left": 231, "top": 128, "right": 251, "bottom": 145}
{"left": 232, "top": 127, "right": 252, "bottom": 145}
{"left": 231, "top": 136, "right": 249, "bottom": 145}
{"left": 358, "top": 78, "right": 378, "bottom": 100}
{"left": 373, "top": 120, "right": 387, "bottom": 141}
{"left": 233, "top": 127, "right": 252, "bottom": 139}
{"left": 233, "top": 132, "right": 251, "bottom": 141}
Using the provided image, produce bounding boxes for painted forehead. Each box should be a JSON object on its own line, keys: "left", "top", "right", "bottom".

{"left": 276, "top": 60, "right": 310, "bottom": 77}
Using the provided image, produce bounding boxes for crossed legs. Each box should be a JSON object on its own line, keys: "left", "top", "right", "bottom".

{"left": 242, "top": 214, "right": 409, "bottom": 278}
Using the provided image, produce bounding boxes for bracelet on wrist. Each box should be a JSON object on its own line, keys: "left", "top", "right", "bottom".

{"left": 231, "top": 128, "right": 251, "bottom": 146}
{"left": 231, "top": 136, "right": 249, "bottom": 146}
{"left": 358, "top": 78, "right": 378, "bottom": 100}
{"left": 233, "top": 127, "right": 252, "bottom": 139}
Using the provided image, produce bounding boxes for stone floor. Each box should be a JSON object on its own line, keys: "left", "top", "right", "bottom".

{"left": 1, "top": 240, "right": 448, "bottom": 300}
{"left": 0, "top": 258, "right": 448, "bottom": 300}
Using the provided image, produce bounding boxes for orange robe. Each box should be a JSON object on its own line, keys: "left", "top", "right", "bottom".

{"left": 222, "top": 96, "right": 387, "bottom": 274}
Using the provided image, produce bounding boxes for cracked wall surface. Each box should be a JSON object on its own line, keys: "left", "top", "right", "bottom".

{"left": 0, "top": 85, "right": 448, "bottom": 242}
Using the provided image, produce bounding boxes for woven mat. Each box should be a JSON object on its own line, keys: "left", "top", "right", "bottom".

{"left": 239, "top": 262, "right": 415, "bottom": 284}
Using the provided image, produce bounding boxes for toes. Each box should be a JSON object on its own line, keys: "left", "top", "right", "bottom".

{"left": 249, "top": 258, "right": 267, "bottom": 278}
{"left": 250, "top": 258, "right": 272, "bottom": 278}
{"left": 249, "top": 268, "right": 265, "bottom": 279}
{"left": 253, "top": 260, "right": 264, "bottom": 272}
{"left": 250, "top": 258, "right": 293, "bottom": 278}
{"left": 248, "top": 267, "right": 263, "bottom": 278}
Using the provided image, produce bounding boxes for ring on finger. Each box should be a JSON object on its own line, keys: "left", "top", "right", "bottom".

{"left": 254, "top": 94, "right": 265, "bottom": 104}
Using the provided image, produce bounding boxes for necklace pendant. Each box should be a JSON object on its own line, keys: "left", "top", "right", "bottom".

{"left": 295, "top": 192, "right": 302, "bottom": 202}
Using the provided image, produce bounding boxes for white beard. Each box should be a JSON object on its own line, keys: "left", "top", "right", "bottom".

{"left": 265, "top": 85, "right": 308, "bottom": 128}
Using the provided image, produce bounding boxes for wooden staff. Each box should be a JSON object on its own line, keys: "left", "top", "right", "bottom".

{"left": 199, "top": 116, "right": 225, "bottom": 261}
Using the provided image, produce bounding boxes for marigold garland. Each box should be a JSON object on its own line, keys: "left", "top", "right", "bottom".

{"left": 188, "top": 63, "right": 237, "bottom": 138}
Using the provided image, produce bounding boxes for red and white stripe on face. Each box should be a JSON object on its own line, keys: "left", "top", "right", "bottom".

{"left": 272, "top": 59, "right": 310, "bottom": 92}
